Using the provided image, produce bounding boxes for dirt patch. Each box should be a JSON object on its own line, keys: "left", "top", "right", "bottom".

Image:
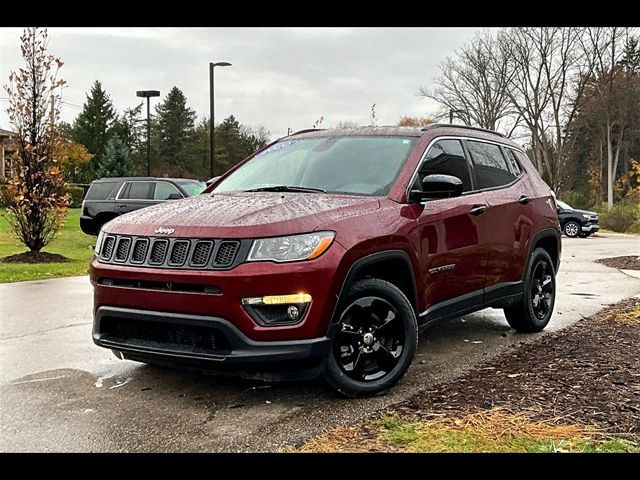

{"left": 293, "top": 299, "right": 640, "bottom": 451}
{"left": 0, "top": 251, "right": 70, "bottom": 264}
{"left": 397, "top": 298, "right": 640, "bottom": 438}
{"left": 597, "top": 255, "right": 640, "bottom": 270}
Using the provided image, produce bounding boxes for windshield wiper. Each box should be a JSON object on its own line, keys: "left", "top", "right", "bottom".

{"left": 244, "top": 185, "right": 326, "bottom": 193}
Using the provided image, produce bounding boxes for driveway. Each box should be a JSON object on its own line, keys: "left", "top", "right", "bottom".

{"left": 1, "top": 235, "right": 639, "bottom": 452}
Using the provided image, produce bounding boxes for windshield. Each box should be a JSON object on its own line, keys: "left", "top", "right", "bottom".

{"left": 213, "top": 136, "right": 417, "bottom": 196}
{"left": 177, "top": 180, "right": 207, "bottom": 197}
{"left": 557, "top": 200, "right": 572, "bottom": 210}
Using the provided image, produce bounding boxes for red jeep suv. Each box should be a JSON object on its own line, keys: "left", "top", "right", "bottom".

{"left": 91, "top": 125, "right": 561, "bottom": 396}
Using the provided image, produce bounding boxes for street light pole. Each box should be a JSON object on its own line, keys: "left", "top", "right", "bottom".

{"left": 136, "top": 90, "right": 160, "bottom": 176}
{"left": 209, "top": 61, "right": 232, "bottom": 179}
{"left": 449, "top": 109, "right": 468, "bottom": 125}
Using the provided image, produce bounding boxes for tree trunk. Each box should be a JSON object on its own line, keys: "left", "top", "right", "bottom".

{"left": 606, "top": 124, "right": 614, "bottom": 210}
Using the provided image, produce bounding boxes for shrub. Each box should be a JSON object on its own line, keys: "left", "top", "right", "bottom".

{"left": 560, "top": 190, "right": 593, "bottom": 210}
{"left": 599, "top": 201, "right": 640, "bottom": 233}
{"left": 66, "top": 185, "right": 86, "bottom": 208}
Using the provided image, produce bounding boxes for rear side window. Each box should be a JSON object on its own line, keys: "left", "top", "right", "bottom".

{"left": 119, "top": 181, "right": 153, "bottom": 200}
{"left": 503, "top": 148, "right": 523, "bottom": 176}
{"left": 85, "top": 181, "right": 117, "bottom": 200}
{"left": 153, "top": 182, "right": 182, "bottom": 200}
{"left": 413, "top": 139, "right": 472, "bottom": 192}
{"left": 465, "top": 140, "right": 517, "bottom": 189}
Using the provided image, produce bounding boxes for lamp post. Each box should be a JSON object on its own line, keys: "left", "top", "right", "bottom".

{"left": 449, "top": 109, "right": 467, "bottom": 125}
{"left": 136, "top": 90, "right": 160, "bottom": 176}
{"left": 209, "top": 61, "right": 232, "bottom": 178}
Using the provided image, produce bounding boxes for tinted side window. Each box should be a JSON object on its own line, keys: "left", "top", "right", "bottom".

{"left": 154, "top": 182, "right": 182, "bottom": 200}
{"left": 503, "top": 148, "right": 523, "bottom": 176}
{"left": 413, "top": 139, "right": 472, "bottom": 192}
{"left": 86, "top": 181, "right": 117, "bottom": 200}
{"left": 466, "top": 140, "right": 516, "bottom": 189}
{"left": 120, "top": 182, "right": 153, "bottom": 200}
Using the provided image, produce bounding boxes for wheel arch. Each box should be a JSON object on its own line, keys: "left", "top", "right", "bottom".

{"left": 332, "top": 250, "right": 419, "bottom": 323}
{"left": 526, "top": 228, "right": 561, "bottom": 276}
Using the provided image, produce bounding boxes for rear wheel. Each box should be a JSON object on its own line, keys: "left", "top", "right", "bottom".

{"left": 563, "top": 221, "right": 581, "bottom": 238}
{"left": 324, "top": 278, "right": 418, "bottom": 397}
{"left": 504, "top": 248, "right": 556, "bottom": 333}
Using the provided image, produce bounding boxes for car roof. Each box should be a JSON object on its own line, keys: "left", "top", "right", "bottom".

{"left": 92, "top": 177, "right": 203, "bottom": 183}
{"left": 286, "top": 124, "right": 523, "bottom": 150}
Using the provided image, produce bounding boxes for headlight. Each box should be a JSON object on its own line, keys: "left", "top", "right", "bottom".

{"left": 582, "top": 213, "right": 590, "bottom": 219}
{"left": 95, "top": 229, "right": 105, "bottom": 256}
{"left": 247, "top": 231, "right": 335, "bottom": 263}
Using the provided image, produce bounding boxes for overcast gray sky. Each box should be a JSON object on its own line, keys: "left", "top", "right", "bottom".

{"left": 0, "top": 27, "right": 478, "bottom": 139}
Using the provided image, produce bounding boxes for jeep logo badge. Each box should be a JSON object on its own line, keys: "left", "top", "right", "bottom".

{"left": 154, "top": 227, "right": 175, "bottom": 235}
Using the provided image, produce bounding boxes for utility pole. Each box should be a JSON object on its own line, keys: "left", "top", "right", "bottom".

{"left": 209, "top": 61, "right": 232, "bottom": 179}
{"left": 136, "top": 90, "right": 160, "bottom": 177}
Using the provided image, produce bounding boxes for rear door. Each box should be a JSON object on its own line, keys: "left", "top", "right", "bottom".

{"left": 411, "top": 139, "right": 488, "bottom": 316}
{"left": 115, "top": 181, "right": 155, "bottom": 214}
{"left": 463, "top": 140, "right": 529, "bottom": 298}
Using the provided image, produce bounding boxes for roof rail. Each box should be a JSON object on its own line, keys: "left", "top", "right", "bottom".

{"left": 288, "top": 128, "right": 327, "bottom": 136}
{"left": 421, "top": 123, "right": 506, "bottom": 138}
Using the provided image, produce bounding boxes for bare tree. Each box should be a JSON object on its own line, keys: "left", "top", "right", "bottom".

{"left": 498, "top": 27, "right": 592, "bottom": 193}
{"left": 3, "top": 27, "right": 69, "bottom": 255}
{"left": 420, "top": 30, "right": 515, "bottom": 133}
{"left": 583, "top": 27, "right": 638, "bottom": 209}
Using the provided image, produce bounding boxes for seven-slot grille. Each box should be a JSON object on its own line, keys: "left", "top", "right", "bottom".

{"left": 98, "top": 234, "right": 243, "bottom": 270}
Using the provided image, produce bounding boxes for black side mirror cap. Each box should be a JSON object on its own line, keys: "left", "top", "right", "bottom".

{"left": 410, "top": 174, "right": 463, "bottom": 202}
{"left": 167, "top": 193, "right": 182, "bottom": 200}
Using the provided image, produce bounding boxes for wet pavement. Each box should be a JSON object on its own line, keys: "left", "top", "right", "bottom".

{"left": 1, "top": 234, "right": 639, "bottom": 452}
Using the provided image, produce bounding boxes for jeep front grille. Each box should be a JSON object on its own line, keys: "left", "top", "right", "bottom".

{"left": 96, "top": 234, "right": 247, "bottom": 270}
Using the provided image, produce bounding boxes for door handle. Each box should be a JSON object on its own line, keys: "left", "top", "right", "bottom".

{"left": 518, "top": 195, "right": 532, "bottom": 205}
{"left": 469, "top": 205, "right": 488, "bottom": 216}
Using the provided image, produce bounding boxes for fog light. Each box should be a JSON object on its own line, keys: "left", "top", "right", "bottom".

{"left": 242, "top": 293, "right": 312, "bottom": 306}
{"left": 287, "top": 305, "right": 299, "bottom": 320}
{"left": 241, "top": 293, "right": 311, "bottom": 326}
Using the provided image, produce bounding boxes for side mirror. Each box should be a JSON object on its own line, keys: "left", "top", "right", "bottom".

{"left": 410, "top": 174, "right": 463, "bottom": 201}
{"left": 206, "top": 176, "right": 221, "bottom": 186}
{"left": 167, "top": 193, "right": 182, "bottom": 200}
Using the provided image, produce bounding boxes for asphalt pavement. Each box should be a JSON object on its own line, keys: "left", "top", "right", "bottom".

{"left": 1, "top": 234, "right": 639, "bottom": 452}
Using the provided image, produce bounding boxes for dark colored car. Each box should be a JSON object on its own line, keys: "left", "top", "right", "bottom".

{"left": 90, "top": 125, "right": 561, "bottom": 397}
{"left": 80, "top": 177, "right": 206, "bottom": 236}
{"left": 556, "top": 200, "right": 600, "bottom": 238}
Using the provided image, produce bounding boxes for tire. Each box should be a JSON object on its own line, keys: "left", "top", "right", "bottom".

{"left": 504, "top": 248, "right": 556, "bottom": 333}
{"left": 563, "top": 221, "right": 581, "bottom": 238}
{"left": 323, "top": 278, "right": 418, "bottom": 398}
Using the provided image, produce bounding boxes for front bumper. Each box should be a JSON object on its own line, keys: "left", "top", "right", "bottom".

{"left": 93, "top": 306, "right": 332, "bottom": 378}
{"left": 90, "top": 239, "right": 348, "bottom": 342}
{"left": 581, "top": 223, "right": 600, "bottom": 233}
{"left": 80, "top": 215, "right": 99, "bottom": 236}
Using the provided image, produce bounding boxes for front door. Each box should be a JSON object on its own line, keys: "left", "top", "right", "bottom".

{"left": 411, "top": 138, "right": 488, "bottom": 318}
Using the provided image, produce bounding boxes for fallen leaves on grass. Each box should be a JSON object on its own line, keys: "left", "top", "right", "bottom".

{"left": 291, "top": 408, "right": 638, "bottom": 453}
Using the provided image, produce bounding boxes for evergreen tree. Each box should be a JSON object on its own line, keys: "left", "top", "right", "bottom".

{"left": 113, "top": 103, "right": 146, "bottom": 175}
{"left": 619, "top": 36, "right": 640, "bottom": 74}
{"left": 95, "top": 135, "right": 131, "bottom": 178}
{"left": 72, "top": 80, "right": 117, "bottom": 180}
{"left": 154, "top": 86, "right": 196, "bottom": 172}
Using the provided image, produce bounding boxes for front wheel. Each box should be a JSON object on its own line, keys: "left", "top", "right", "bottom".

{"left": 563, "top": 221, "right": 581, "bottom": 238}
{"left": 504, "top": 248, "right": 556, "bottom": 332}
{"left": 323, "top": 278, "right": 418, "bottom": 397}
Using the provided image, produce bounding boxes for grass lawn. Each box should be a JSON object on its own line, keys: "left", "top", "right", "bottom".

{"left": 0, "top": 208, "right": 95, "bottom": 283}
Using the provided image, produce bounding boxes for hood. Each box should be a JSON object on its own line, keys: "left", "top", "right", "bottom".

{"left": 104, "top": 192, "right": 381, "bottom": 238}
{"left": 570, "top": 209, "right": 598, "bottom": 216}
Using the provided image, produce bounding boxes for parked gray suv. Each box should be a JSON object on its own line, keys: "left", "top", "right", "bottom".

{"left": 80, "top": 177, "right": 206, "bottom": 236}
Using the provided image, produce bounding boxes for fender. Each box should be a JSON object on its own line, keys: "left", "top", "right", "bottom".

{"left": 330, "top": 249, "right": 419, "bottom": 326}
